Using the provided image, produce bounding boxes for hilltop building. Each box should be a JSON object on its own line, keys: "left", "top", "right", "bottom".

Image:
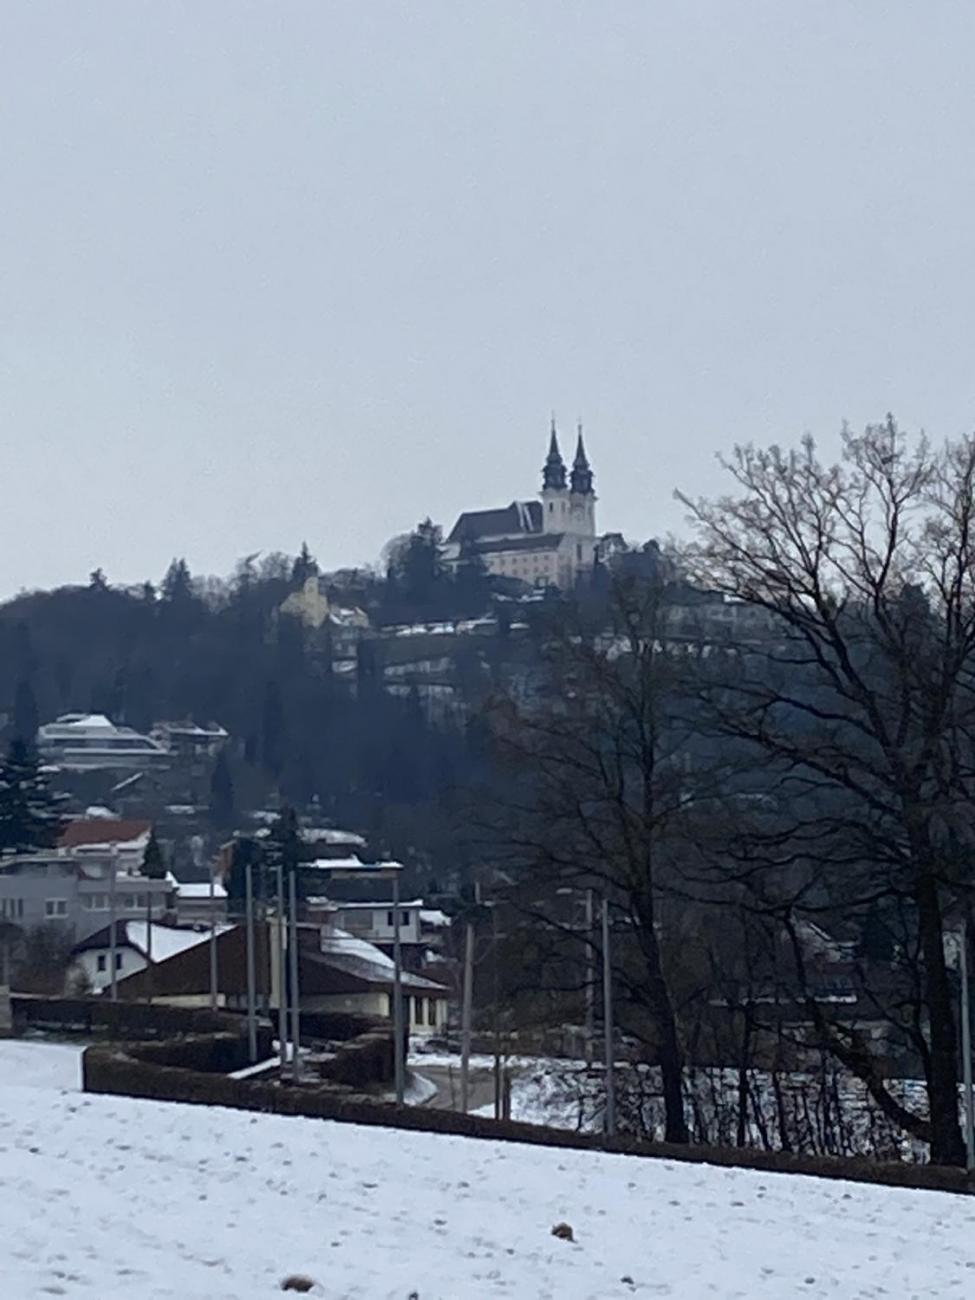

{"left": 444, "top": 421, "right": 598, "bottom": 589}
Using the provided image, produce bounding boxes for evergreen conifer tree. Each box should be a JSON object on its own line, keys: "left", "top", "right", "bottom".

{"left": 141, "top": 829, "right": 167, "bottom": 879}
{"left": 0, "top": 740, "right": 60, "bottom": 854}
{"left": 291, "top": 542, "right": 319, "bottom": 586}
{"left": 208, "top": 750, "right": 236, "bottom": 831}
{"left": 11, "top": 679, "right": 39, "bottom": 748}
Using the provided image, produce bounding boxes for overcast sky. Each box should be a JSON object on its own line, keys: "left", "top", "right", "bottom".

{"left": 2, "top": 3, "right": 974, "bottom": 597}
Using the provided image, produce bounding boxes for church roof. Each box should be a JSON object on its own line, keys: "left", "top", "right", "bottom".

{"left": 447, "top": 500, "right": 542, "bottom": 544}
{"left": 472, "top": 532, "right": 565, "bottom": 555}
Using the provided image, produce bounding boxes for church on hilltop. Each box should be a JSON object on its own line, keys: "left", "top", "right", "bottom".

{"left": 444, "top": 421, "right": 597, "bottom": 590}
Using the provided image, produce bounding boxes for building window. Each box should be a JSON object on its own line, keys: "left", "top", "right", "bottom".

{"left": 401, "top": 911, "right": 410, "bottom": 927}
{"left": 45, "top": 899, "right": 67, "bottom": 918}
{"left": 386, "top": 911, "right": 395, "bottom": 928}
{"left": 427, "top": 998, "right": 437, "bottom": 1027}
{"left": 116, "top": 953, "right": 123, "bottom": 971}
{"left": 96, "top": 954, "right": 106, "bottom": 973}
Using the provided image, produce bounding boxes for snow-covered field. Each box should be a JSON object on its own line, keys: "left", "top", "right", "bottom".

{"left": 1, "top": 1040, "right": 973, "bottom": 1298}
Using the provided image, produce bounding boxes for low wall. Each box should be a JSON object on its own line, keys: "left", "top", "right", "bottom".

{"left": 81, "top": 1036, "right": 974, "bottom": 1196}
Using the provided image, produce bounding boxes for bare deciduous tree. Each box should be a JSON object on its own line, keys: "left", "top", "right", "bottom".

{"left": 679, "top": 418, "right": 975, "bottom": 1165}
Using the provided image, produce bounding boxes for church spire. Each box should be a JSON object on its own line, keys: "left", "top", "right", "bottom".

{"left": 542, "top": 416, "right": 567, "bottom": 490}
{"left": 570, "top": 422, "right": 594, "bottom": 495}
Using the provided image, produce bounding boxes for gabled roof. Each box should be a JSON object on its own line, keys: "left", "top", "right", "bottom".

{"left": 472, "top": 533, "right": 565, "bottom": 555}
{"left": 59, "top": 819, "right": 152, "bottom": 849}
{"left": 447, "top": 500, "right": 542, "bottom": 545}
{"left": 71, "top": 921, "right": 223, "bottom": 962}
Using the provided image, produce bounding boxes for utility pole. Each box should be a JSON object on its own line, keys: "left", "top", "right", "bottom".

{"left": 144, "top": 886, "right": 154, "bottom": 1006}
{"left": 289, "top": 869, "right": 301, "bottom": 1083}
{"left": 460, "top": 917, "right": 475, "bottom": 1113}
{"left": 208, "top": 857, "right": 219, "bottom": 1011}
{"left": 491, "top": 902, "right": 502, "bottom": 1119}
{"left": 276, "top": 861, "right": 287, "bottom": 1075}
{"left": 961, "top": 918, "right": 974, "bottom": 1170}
{"left": 585, "top": 889, "right": 596, "bottom": 1063}
{"left": 245, "top": 860, "right": 258, "bottom": 1062}
{"left": 109, "top": 844, "right": 118, "bottom": 1002}
{"left": 392, "top": 868, "right": 405, "bottom": 1103}
{"left": 602, "top": 895, "right": 616, "bottom": 1138}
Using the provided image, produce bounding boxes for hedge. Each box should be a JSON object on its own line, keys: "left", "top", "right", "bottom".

{"left": 12, "top": 996, "right": 244, "bottom": 1041}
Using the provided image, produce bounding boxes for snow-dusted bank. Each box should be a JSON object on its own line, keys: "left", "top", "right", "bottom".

{"left": 0, "top": 1041, "right": 970, "bottom": 1298}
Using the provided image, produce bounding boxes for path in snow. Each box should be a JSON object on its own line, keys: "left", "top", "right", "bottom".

{"left": 0, "top": 1040, "right": 972, "bottom": 1298}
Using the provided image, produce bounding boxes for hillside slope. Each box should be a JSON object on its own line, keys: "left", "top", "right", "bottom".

{"left": 0, "top": 1042, "right": 967, "bottom": 1298}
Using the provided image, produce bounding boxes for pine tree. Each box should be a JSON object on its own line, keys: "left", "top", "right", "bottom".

{"left": 0, "top": 740, "right": 60, "bottom": 854}
{"left": 226, "top": 836, "right": 264, "bottom": 910}
{"left": 263, "top": 805, "right": 303, "bottom": 900}
{"left": 161, "top": 558, "right": 193, "bottom": 604}
{"left": 141, "top": 830, "right": 167, "bottom": 879}
{"left": 11, "top": 679, "right": 39, "bottom": 748}
{"left": 291, "top": 542, "right": 319, "bottom": 586}
{"left": 208, "top": 750, "right": 236, "bottom": 831}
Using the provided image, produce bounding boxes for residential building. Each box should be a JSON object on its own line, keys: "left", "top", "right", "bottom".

{"left": 114, "top": 919, "right": 449, "bottom": 1034}
{"left": 70, "top": 920, "right": 227, "bottom": 993}
{"left": 150, "top": 721, "right": 229, "bottom": 759}
{"left": 0, "top": 817, "right": 173, "bottom": 940}
{"left": 309, "top": 923, "right": 448, "bottom": 1034}
{"left": 37, "top": 714, "right": 170, "bottom": 771}
{"left": 444, "top": 421, "right": 597, "bottom": 590}
{"left": 172, "top": 879, "right": 228, "bottom": 927}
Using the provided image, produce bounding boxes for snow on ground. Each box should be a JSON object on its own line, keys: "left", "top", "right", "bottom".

{"left": 1, "top": 1041, "right": 973, "bottom": 1299}
{"left": 0, "top": 1038, "right": 83, "bottom": 1091}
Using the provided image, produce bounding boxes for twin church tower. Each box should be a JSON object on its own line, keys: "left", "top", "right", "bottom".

{"left": 445, "top": 420, "right": 598, "bottom": 590}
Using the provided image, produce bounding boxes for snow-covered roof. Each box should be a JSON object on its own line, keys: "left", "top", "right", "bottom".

{"left": 420, "top": 909, "right": 451, "bottom": 928}
{"left": 336, "top": 898, "right": 424, "bottom": 911}
{"left": 319, "top": 926, "right": 446, "bottom": 992}
{"left": 299, "top": 827, "right": 367, "bottom": 847}
{"left": 307, "top": 856, "right": 403, "bottom": 873}
{"left": 75, "top": 922, "right": 230, "bottom": 964}
{"left": 175, "top": 881, "right": 228, "bottom": 900}
{"left": 124, "top": 922, "right": 231, "bottom": 963}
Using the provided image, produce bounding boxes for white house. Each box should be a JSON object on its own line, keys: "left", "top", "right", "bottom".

{"left": 37, "top": 714, "right": 170, "bottom": 771}
{"left": 70, "top": 921, "right": 227, "bottom": 993}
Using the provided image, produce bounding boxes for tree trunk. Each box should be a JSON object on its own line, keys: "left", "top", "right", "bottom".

{"left": 916, "top": 873, "right": 965, "bottom": 1166}
{"left": 637, "top": 916, "right": 688, "bottom": 1144}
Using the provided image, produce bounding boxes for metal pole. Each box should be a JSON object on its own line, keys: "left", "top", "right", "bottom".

{"left": 460, "top": 920, "right": 474, "bottom": 1113}
{"left": 392, "top": 870, "right": 405, "bottom": 1103}
{"left": 961, "top": 918, "right": 974, "bottom": 1171}
{"left": 144, "top": 886, "right": 154, "bottom": 1005}
{"left": 209, "top": 858, "right": 218, "bottom": 1011}
{"left": 276, "top": 862, "right": 287, "bottom": 1074}
{"left": 585, "top": 889, "right": 596, "bottom": 1063}
{"left": 289, "top": 869, "right": 301, "bottom": 1083}
{"left": 492, "top": 904, "right": 502, "bottom": 1119}
{"left": 109, "top": 845, "right": 118, "bottom": 1002}
{"left": 245, "top": 861, "right": 257, "bottom": 1062}
{"left": 602, "top": 895, "right": 616, "bottom": 1138}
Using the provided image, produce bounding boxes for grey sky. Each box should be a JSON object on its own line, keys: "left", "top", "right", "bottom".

{"left": 2, "top": 2, "right": 973, "bottom": 597}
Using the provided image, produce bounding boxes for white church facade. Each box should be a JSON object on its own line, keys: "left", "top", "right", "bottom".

{"left": 444, "top": 422, "right": 598, "bottom": 591}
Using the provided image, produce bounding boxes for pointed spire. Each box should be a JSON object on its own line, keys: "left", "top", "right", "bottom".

{"left": 542, "top": 416, "right": 567, "bottom": 490}
{"left": 570, "top": 421, "right": 594, "bottom": 494}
